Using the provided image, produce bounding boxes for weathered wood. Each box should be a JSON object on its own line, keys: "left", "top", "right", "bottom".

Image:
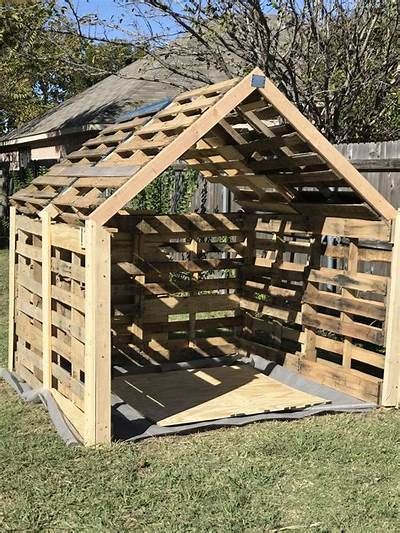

{"left": 341, "top": 240, "right": 359, "bottom": 368}
{"left": 302, "top": 310, "right": 384, "bottom": 345}
{"left": 284, "top": 355, "right": 382, "bottom": 403}
{"left": 51, "top": 164, "right": 140, "bottom": 177}
{"left": 51, "top": 387, "right": 85, "bottom": 438}
{"left": 51, "top": 224, "right": 84, "bottom": 254}
{"left": 89, "top": 72, "right": 257, "bottom": 225}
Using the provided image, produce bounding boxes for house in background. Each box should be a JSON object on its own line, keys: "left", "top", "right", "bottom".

{"left": 0, "top": 53, "right": 227, "bottom": 172}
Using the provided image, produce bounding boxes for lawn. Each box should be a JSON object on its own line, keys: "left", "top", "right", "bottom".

{"left": 1, "top": 247, "right": 400, "bottom": 532}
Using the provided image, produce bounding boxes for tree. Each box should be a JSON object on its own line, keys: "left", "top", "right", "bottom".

{"left": 0, "top": 0, "right": 138, "bottom": 133}
{"left": 109, "top": 0, "right": 400, "bottom": 143}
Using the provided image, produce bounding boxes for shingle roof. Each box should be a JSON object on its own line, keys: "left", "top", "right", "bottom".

{"left": 0, "top": 52, "right": 228, "bottom": 144}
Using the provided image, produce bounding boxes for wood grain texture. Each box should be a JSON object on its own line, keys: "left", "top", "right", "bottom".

{"left": 112, "top": 365, "right": 328, "bottom": 426}
{"left": 84, "top": 220, "right": 111, "bottom": 445}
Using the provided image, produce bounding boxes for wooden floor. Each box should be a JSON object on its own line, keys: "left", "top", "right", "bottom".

{"left": 112, "top": 365, "right": 329, "bottom": 426}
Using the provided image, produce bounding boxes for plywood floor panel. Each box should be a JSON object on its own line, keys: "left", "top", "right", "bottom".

{"left": 112, "top": 365, "right": 329, "bottom": 426}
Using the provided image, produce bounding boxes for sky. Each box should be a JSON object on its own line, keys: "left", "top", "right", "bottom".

{"left": 70, "top": 0, "right": 181, "bottom": 43}
{"left": 75, "top": 0, "right": 122, "bottom": 20}
{"left": 73, "top": 0, "right": 131, "bottom": 40}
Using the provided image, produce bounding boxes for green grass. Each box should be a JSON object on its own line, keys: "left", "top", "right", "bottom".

{"left": 1, "top": 247, "right": 400, "bottom": 531}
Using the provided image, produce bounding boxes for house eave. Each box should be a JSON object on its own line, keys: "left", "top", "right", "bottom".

{"left": 0, "top": 124, "right": 106, "bottom": 150}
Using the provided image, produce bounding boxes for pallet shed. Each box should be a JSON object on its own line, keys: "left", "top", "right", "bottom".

{"left": 8, "top": 68, "right": 400, "bottom": 445}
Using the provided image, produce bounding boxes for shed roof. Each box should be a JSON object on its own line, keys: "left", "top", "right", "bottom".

{"left": 11, "top": 68, "right": 396, "bottom": 223}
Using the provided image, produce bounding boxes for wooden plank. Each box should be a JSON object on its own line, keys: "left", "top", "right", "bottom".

{"left": 341, "top": 240, "right": 359, "bottom": 368}
{"left": 51, "top": 387, "right": 85, "bottom": 438}
{"left": 51, "top": 164, "right": 141, "bottom": 177}
{"left": 382, "top": 209, "right": 400, "bottom": 406}
{"left": 256, "top": 70, "right": 396, "bottom": 221}
{"left": 254, "top": 217, "right": 391, "bottom": 241}
{"left": 51, "top": 224, "right": 83, "bottom": 254}
{"left": 303, "top": 284, "right": 385, "bottom": 321}
{"left": 41, "top": 211, "right": 52, "bottom": 389}
{"left": 15, "top": 360, "right": 42, "bottom": 390}
{"left": 16, "top": 297, "right": 42, "bottom": 322}
{"left": 240, "top": 296, "right": 301, "bottom": 323}
{"left": 302, "top": 310, "right": 384, "bottom": 345}
{"left": 285, "top": 355, "right": 382, "bottom": 403}
{"left": 143, "top": 316, "right": 241, "bottom": 334}
{"left": 15, "top": 214, "right": 42, "bottom": 236}
{"left": 112, "top": 365, "right": 328, "bottom": 426}
{"left": 156, "top": 94, "right": 220, "bottom": 118}
{"left": 174, "top": 77, "right": 240, "bottom": 101}
{"left": 8, "top": 207, "right": 16, "bottom": 371}
{"left": 84, "top": 220, "right": 111, "bottom": 445}
{"left": 89, "top": 71, "right": 258, "bottom": 225}
{"left": 51, "top": 257, "right": 85, "bottom": 283}
{"left": 143, "top": 294, "right": 240, "bottom": 318}
{"left": 15, "top": 241, "right": 42, "bottom": 262}
{"left": 51, "top": 285, "right": 85, "bottom": 313}
{"left": 308, "top": 267, "right": 387, "bottom": 295}
{"left": 15, "top": 311, "right": 42, "bottom": 351}
{"left": 301, "top": 235, "right": 320, "bottom": 362}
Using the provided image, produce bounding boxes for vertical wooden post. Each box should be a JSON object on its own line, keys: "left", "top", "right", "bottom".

{"left": 8, "top": 206, "right": 16, "bottom": 372}
{"left": 341, "top": 239, "right": 359, "bottom": 369}
{"left": 84, "top": 220, "right": 111, "bottom": 445}
{"left": 241, "top": 223, "right": 256, "bottom": 340}
{"left": 301, "top": 235, "right": 320, "bottom": 361}
{"left": 131, "top": 230, "right": 145, "bottom": 345}
{"left": 41, "top": 210, "right": 52, "bottom": 389}
{"left": 382, "top": 210, "right": 400, "bottom": 407}
{"left": 188, "top": 238, "right": 198, "bottom": 347}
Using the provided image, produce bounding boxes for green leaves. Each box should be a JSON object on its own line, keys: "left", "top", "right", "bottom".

{"left": 0, "top": 1, "right": 135, "bottom": 133}
{"left": 128, "top": 169, "right": 199, "bottom": 214}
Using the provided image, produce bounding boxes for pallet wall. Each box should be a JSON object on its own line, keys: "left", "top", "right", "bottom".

{"left": 47, "top": 223, "right": 86, "bottom": 436}
{"left": 240, "top": 216, "right": 392, "bottom": 403}
{"left": 13, "top": 215, "right": 44, "bottom": 388}
{"left": 8, "top": 211, "right": 397, "bottom": 444}
{"left": 10, "top": 215, "right": 87, "bottom": 438}
{"left": 110, "top": 212, "right": 393, "bottom": 403}
{"left": 110, "top": 213, "right": 249, "bottom": 365}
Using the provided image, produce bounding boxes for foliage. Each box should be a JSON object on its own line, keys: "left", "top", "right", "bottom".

{"left": 113, "top": 0, "right": 400, "bottom": 143}
{"left": 0, "top": 1, "right": 139, "bottom": 133}
{"left": 128, "top": 168, "right": 199, "bottom": 214}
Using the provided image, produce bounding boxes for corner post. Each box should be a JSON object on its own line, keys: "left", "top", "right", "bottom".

{"left": 8, "top": 206, "right": 16, "bottom": 371}
{"left": 84, "top": 219, "right": 111, "bottom": 445}
{"left": 382, "top": 210, "right": 400, "bottom": 406}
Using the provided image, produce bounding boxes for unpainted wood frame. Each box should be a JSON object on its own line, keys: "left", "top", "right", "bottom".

{"left": 84, "top": 219, "right": 111, "bottom": 445}
{"left": 88, "top": 67, "right": 396, "bottom": 226}
{"left": 9, "top": 207, "right": 112, "bottom": 444}
{"left": 89, "top": 71, "right": 258, "bottom": 226}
